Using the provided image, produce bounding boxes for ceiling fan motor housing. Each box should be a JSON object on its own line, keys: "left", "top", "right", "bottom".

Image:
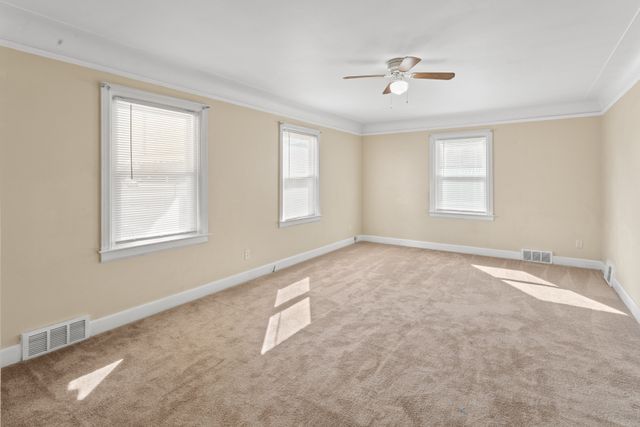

{"left": 386, "top": 57, "right": 405, "bottom": 73}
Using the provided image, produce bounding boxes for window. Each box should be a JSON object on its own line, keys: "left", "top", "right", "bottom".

{"left": 429, "top": 130, "right": 493, "bottom": 219}
{"left": 279, "top": 123, "right": 321, "bottom": 227}
{"left": 100, "top": 83, "right": 208, "bottom": 261}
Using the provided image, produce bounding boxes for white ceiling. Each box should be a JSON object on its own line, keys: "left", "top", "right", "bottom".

{"left": 2, "top": 0, "right": 640, "bottom": 134}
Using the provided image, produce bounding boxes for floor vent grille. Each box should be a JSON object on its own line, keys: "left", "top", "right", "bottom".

{"left": 69, "top": 319, "right": 87, "bottom": 343}
{"left": 21, "top": 316, "right": 90, "bottom": 361}
{"left": 522, "top": 249, "right": 553, "bottom": 264}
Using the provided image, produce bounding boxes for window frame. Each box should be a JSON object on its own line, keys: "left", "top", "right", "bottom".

{"left": 428, "top": 129, "right": 494, "bottom": 220}
{"left": 99, "top": 82, "right": 209, "bottom": 262}
{"left": 278, "top": 122, "right": 321, "bottom": 228}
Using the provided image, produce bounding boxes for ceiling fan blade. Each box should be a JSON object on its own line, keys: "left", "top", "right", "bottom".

{"left": 398, "top": 56, "right": 421, "bottom": 72}
{"left": 383, "top": 83, "right": 392, "bottom": 94}
{"left": 343, "top": 74, "right": 386, "bottom": 79}
{"left": 411, "top": 72, "right": 455, "bottom": 80}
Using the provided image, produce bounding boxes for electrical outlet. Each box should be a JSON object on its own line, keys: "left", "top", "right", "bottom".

{"left": 243, "top": 249, "right": 251, "bottom": 260}
{"left": 575, "top": 239, "right": 583, "bottom": 249}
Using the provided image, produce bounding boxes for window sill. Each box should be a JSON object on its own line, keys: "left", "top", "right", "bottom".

{"left": 279, "top": 215, "right": 322, "bottom": 228}
{"left": 429, "top": 211, "right": 495, "bottom": 221}
{"left": 100, "top": 233, "right": 208, "bottom": 262}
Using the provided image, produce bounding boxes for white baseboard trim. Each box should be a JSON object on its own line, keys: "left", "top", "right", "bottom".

{"left": 552, "top": 256, "right": 605, "bottom": 271}
{"left": 1, "top": 237, "right": 355, "bottom": 368}
{"left": 356, "top": 235, "right": 605, "bottom": 271}
{"left": 611, "top": 276, "right": 640, "bottom": 324}
{"left": 0, "top": 345, "right": 21, "bottom": 369}
{"left": 358, "top": 234, "right": 521, "bottom": 260}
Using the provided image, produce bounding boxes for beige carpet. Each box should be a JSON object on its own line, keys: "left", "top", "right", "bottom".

{"left": 2, "top": 242, "right": 640, "bottom": 425}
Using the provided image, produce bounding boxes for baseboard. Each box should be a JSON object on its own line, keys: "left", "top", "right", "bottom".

{"left": 1, "top": 237, "right": 355, "bottom": 368}
{"left": 552, "top": 256, "right": 605, "bottom": 271}
{"left": 0, "top": 345, "right": 21, "bottom": 369}
{"left": 356, "top": 235, "right": 605, "bottom": 270}
{"left": 611, "top": 276, "right": 640, "bottom": 323}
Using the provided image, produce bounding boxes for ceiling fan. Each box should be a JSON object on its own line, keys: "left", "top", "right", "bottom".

{"left": 343, "top": 56, "right": 455, "bottom": 95}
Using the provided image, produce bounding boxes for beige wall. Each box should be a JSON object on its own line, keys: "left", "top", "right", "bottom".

{"left": 362, "top": 118, "right": 603, "bottom": 260}
{"left": 0, "top": 48, "right": 362, "bottom": 347}
{"left": 602, "top": 81, "right": 640, "bottom": 307}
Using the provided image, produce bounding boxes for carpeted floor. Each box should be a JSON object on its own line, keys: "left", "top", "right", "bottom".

{"left": 2, "top": 242, "right": 640, "bottom": 425}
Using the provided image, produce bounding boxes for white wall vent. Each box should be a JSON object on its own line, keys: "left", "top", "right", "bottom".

{"left": 522, "top": 249, "right": 553, "bottom": 264}
{"left": 21, "top": 316, "right": 90, "bottom": 361}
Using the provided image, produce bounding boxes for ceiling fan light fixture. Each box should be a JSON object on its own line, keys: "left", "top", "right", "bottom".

{"left": 342, "top": 56, "right": 455, "bottom": 96}
{"left": 390, "top": 79, "right": 409, "bottom": 95}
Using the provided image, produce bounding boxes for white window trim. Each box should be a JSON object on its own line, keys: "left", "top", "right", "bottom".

{"left": 99, "top": 82, "right": 209, "bottom": 262}
{"left": 279, "top": 122, "right": 321, "bottom": 228}
{"left": 428, "top": 129, "right": 494, "bottom": 220}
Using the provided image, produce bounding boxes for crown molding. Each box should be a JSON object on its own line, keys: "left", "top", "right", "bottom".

{"left": 1, "top": 1, "right": 639, "bottom": 137}
{"left": 361, "top": 102, "right": 603, "bottom": 135}
{"left": 589, "top": 5, "right": 640, "bottom": 113}
{"left": 0, "top": 3, "right": 363, "bottom": 135}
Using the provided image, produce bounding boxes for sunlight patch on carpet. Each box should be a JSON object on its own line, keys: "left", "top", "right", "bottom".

{"left": 472, "top": 264, "right": 626, "bottom": 316}
{"left": 67, "top": 359, "right": 123, "bottom": 400}
{"left": 275, "top": 277, "right": 310, "bottom": 307}
{"left": 503, "top": 280, "right": 627, "bottom": 315}
{"left": 472, "top": 265, "right": 557, "bottom": 286}
{"left": 262, "top": 297, "right": 311, "bottom": 354}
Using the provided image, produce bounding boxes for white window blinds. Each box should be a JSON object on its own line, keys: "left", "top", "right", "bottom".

{"left": 112, "top": 99, "right": 199, "bottom": 243}
{"left": 280, "top": 124, "right": 320, "bottom": 225}
{"left": 430, "top": 131, "right": 493, "bottom": 218}
{"left": 101, "top": 83, "right": 208, "bottom": 261}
